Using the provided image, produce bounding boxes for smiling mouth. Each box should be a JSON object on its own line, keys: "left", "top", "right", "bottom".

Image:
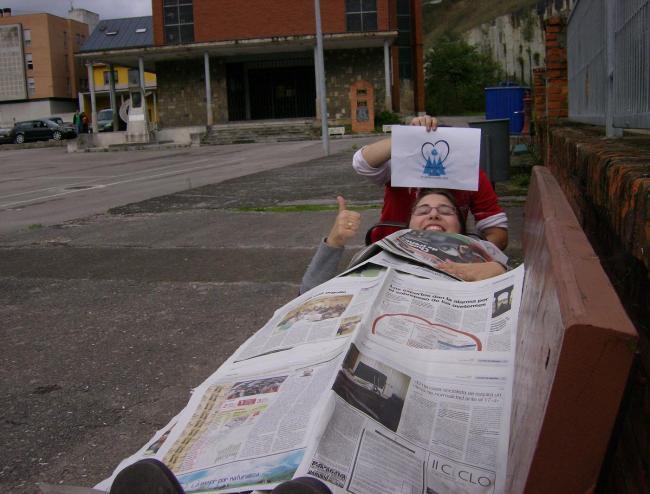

{"left": 425, "top": 224, "right": 445, "bottom": 232}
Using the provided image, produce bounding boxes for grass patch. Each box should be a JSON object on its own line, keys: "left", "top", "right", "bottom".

{"left": 27, "top": 223, "right": 43, "bottom": 230}
{"left": 235, "top": 204, "right": 380, "bottom": 213}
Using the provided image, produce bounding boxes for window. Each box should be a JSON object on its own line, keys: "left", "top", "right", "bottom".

{"left": 128, "top": 68, "right": 140, "bottom": 86}
{"left": 163, "top": 0, "right": 194, "bottom": 44}
{"left": 63, "top": 30, "right": 67, "bottom": 47}
{"left": 23, "top": 29, "right": 31, "bottom": 46}
{"left": 25, "top": 53, "right": 33, "bottom": 70}
{"left": 399, "top": 46, "right": 412, "bottom": 80}
{"left": 103, "top": 70, "right": 119, "bottom": 86}
{"left": 346, "top": 0, "right": 377, "bottom": 32}
{"left": 27, "top": 77, "right": 35, "bottom": 96}
{"left": 396, "top": 0, "right": 412, "bottom": 80}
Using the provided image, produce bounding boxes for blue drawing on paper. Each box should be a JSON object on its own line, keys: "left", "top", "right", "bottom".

{"left": 421, "top": 140, "right": 450, "bottom": 177}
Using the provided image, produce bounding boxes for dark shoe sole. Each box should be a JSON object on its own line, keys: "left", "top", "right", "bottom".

{"left": 110, "top": 459, "right": 184, "bottom": 494}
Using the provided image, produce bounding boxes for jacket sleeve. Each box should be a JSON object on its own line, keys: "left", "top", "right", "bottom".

{"left": 352, "top": 148, "right": 391, "bottom": 185}
{"left": 472, "top": 170, "right": 509, "bottom": 232}
{"left": 299, "top": 240, "right": 345, "bottom": 294}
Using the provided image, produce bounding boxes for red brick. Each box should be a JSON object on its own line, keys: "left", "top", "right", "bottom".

{"left": 153, "top": 0, "right": 392, "bottom": 45}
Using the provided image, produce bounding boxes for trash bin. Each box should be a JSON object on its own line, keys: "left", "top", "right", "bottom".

{"left": 484, "top": 85, "right": 529, "bottom": 134}
{"left": 468, "top": 119, "right": 510, "bottom": 183}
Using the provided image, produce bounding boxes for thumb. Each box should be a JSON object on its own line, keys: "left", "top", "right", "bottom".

{"left": 336, "top": 196, "right": 347, "bottom": 212}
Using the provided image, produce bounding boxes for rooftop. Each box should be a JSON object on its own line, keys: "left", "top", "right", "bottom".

{"left": 80, "top": 16, "right": 153, "bottom": 52}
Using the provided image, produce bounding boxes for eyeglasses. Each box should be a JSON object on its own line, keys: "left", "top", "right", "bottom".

{"left": 412, "top": 204, "right": 458, "bottom": 217}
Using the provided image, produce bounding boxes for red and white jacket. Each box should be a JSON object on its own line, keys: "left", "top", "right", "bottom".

{"left": 352, "top": 149, "right": 508, "bottom": 243}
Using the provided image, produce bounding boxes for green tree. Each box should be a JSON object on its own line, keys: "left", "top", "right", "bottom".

{"left": 425, "top": 35, "right": 502, "bottom": 115}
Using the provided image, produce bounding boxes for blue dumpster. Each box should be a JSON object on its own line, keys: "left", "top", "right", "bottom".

{"left": 485, "top": 85, "right": 529, "bottom": 134}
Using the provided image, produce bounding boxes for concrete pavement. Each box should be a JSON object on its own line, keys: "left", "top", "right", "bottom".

{"left": 0, "top": 142, "right": 524, "bottom": 493}
{"left": 0, "top": 137, "right": 377, "bottom": 234}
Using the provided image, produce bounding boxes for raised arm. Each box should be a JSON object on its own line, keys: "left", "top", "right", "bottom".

{"left": 360, "top": 115, "right": 439, "bottom": 168}
{"left": 300, "top": 197, "right": 361, "bottom": 294}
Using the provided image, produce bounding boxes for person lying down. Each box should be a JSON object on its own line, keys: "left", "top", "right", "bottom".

{"left": 75, "top": 189, "right": 516, "bottom": 494}
{"left": 300, "top": 188, "right": 508, "bottom": 294}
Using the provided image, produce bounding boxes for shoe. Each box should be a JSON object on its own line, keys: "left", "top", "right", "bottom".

{"left": 272, "top": 476, "right": 332, "bottom": 494}
{"left": 109, "top": 459, "right": 184, "bottom": 494}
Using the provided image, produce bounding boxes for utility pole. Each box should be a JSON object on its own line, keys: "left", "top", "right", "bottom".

{"left": 314, "top": 0, "right": 330, "bottom": 155}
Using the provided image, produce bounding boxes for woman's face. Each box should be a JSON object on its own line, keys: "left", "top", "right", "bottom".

{"left": 408, "top": 193, "right": 462, "bottom": 233}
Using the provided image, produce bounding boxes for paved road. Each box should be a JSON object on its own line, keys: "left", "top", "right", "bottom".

{"left": 0, "top": 138, "right": 524, "bottom": 494}
{"left": 0, "top": 138, "right": 377, "bottom": 234}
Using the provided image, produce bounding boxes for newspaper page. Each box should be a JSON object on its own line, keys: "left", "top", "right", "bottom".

{"left": 95, "top": 273, "right": 385, "bottom": 494}
{"left": 377, "top": 230, "right": 497, "bottom": 274}
{"left": 232, "top": 271, "right": 386, "bottom": 362}
{"left": 299, "top": 265, "right": 524, "bottom": 494}
{"left": 97, "top": 249, "right": 523, "bottom": 494}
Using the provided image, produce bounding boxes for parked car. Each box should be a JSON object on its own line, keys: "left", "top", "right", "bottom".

{"left": 96, "top": 109, "right": 126, "bottom": 132}
{"left": 46, "top": 116, "right": 78, "bottom": 137}
{"left": 0, "top": 125, "right": 16, "bottom": 144}
{"left": 12, "top": 119, "right": 75, "bottom": 144}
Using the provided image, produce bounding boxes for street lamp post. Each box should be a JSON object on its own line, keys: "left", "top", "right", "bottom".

{"left": 314, "top": 0, "right": 330, "bottom": 155}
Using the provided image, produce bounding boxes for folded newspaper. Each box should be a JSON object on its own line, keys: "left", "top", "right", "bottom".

{"left": 96, "top": 231, "right": 524, "bottom": 494}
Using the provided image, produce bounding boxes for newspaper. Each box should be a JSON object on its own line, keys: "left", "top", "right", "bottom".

{"left": 96, "top": 232, "right": 523, "bottom": 494}
{"left": 349, "top": 230, "right": 507, "bottom": 280}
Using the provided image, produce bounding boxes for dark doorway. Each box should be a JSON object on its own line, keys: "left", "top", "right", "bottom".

{"left": 227, "top": 63, "right": 316, "bottom": 121}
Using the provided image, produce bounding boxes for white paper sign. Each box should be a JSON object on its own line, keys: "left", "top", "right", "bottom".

{"left": 390, "top": 125, "right": 481, "bottom": 191}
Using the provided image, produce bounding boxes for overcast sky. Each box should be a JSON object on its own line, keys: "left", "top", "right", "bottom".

{"left": 1, "top": 0, "right": 151, "bottom": 20}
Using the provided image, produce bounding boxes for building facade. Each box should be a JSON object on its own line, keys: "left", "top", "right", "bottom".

{"left": 0, "top": 9, "right": 91, "bottom": 124}
{"left": 79, "top": 0, "right": 425, "bottom": 130}
{"left": 78, "top": 15, "right": 158, "bottom": 128}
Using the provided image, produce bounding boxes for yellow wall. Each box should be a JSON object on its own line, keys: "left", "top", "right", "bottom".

{"left": 80, "top": 92, "right": 158, "bottom": 124}
{"left": 92, "top": 64, "right": 156, "bottom": 88}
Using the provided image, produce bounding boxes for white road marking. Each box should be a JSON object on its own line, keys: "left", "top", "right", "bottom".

{"left": 0, "top": 156, "right": 220, "bottom": 204}
{"left": 0, "top": 157, "right": 228, "bottom": 209}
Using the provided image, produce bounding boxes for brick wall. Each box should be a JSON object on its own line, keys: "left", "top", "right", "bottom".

{"left": 535, "top": 121, "right": 650, "bottom": 494}
{"left": 533, "top": 15, "right": 649, "bottom": 494}
{"left": 153, "top": 0, "right": 391, "bottom": 46}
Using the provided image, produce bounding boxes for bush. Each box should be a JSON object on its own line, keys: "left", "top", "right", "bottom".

{"left": 425, "top": 35, "right": 502, "bottom": 115}
{"left": 374, "top": 110, "right": 402, "bottom": 129}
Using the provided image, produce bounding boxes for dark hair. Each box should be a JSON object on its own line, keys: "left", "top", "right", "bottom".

{"left": 412, "top": 188, "right": 466, "bottom": 233}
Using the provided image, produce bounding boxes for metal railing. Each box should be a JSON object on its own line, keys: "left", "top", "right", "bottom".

{"left": 568, "top": 0, "right": 650, "bottom": 132}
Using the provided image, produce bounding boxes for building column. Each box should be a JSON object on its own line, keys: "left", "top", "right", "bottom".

{"left": 244, "top": 66, "right": 251, "bottom": 120}
{"left": 204, "top": 52, "right": 213, "bottom": 126}
{"left": 108, "top": 63, "right": 119, "bottom": 131}
{"left": 153, "top": 91, "right": 158, "bottom": 126}
{"left": 383, "top": 40, "right": 393, "bottom": 112}
{"left": 138, "top": 57, "right": 149, "bottom": 125}
{"left": 314, "top": 0, "right": 329, "bottom": 155}
{"left": 77, "top": 91, "right": 85, "bottom": 113}
{"left": 313, "top": 47, "right": 320, "bottom": 113}
{"left": 87, "top": 62, "right": 98, "bottom": 134}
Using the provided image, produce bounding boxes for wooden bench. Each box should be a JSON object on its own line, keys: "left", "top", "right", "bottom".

{"left": 507, "top": 166, "right": 638, "bottom": 493}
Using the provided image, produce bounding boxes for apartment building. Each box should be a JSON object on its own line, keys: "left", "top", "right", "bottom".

{"left": 78, "top": 0, "right": 425, "bottom": 129}
{"left": 0, "top": 8, "right": 95, "bottom": 123}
